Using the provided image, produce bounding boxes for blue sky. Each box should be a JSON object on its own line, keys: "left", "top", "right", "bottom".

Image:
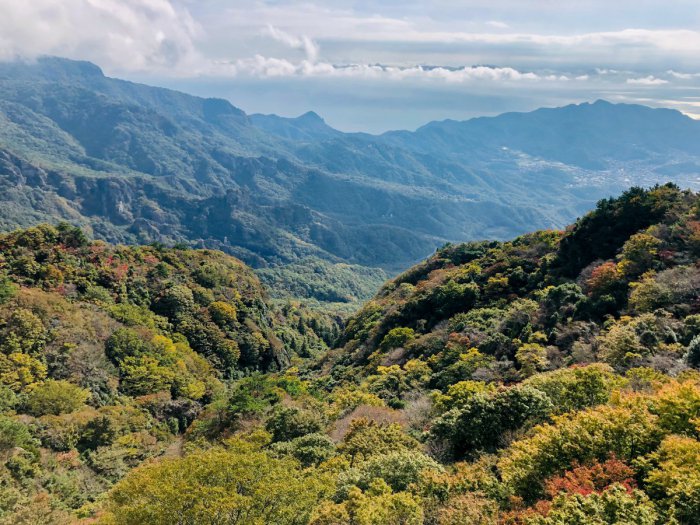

{"left": 2, "top": 0, "right": 700, "bottom": 132}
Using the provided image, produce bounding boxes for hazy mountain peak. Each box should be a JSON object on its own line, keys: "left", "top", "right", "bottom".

{"left": 297, "top": 110, "right": 325, "bottom": 122}
{"left": 0, "top": 55, "right": 105, "bottom": 82}
{"left": 250, "top": 110, "right": 340, "bottom": 141}
{"left": 201, "top": 97, "right": 247, "bottom": 120}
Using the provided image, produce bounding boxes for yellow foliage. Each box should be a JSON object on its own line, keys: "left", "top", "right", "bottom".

{"left": 0, "top": 352, "right": 47, "bottom": 391}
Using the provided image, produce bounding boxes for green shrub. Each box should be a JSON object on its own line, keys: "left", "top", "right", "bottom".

{"left": 25, "top": 380, "right": 90, "bottom": 416}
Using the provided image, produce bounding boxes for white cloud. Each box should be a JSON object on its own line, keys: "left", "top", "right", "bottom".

{"left": 485, "top": 21, "right": 510, "bottom": 29}
{"left": 626, "top": 76, "right": 669, "bottom": 85}
{"left": 264, "top": 25, "right": 320, "bottom": 62}
{"left": 0, "top": 0, "right": 200, "bottom": 73}
{"left": 667, "top": 70, "right": 700, "bottom": 79}
{"left": 202, "top": 25, "right": 576, "bottom": 83}
{"left": 205, "top": 3, "right": 700, "bottom": 51}
{"left": 219, "top": 57, "right": 575, "bottom": 84}
{"left": 596, "top": 68, "right": 622, "bottom": 75}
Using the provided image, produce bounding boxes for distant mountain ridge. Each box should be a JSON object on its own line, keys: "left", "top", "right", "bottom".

{"left": 386, "top": 100, "right": 700, "bottom": 169}
{"left": 250, "top": 111, "right": 342, "bottom": 142}
{"left": 1, "top": 56, "right": 700, "bottom": 303}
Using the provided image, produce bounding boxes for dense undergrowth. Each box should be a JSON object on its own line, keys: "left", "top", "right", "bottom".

{"left": 1, "top": 184, "right": 700, "bottom": 524}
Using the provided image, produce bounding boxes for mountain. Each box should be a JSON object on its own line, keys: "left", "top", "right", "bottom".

{"left": 382, "top": 100, "right": 700, "bottom": 169}
{"left": 250, "top": 111, "right": 342, "bottom": 142}
{"left": 1, "top": 57, "right": 700, "bottom": 305}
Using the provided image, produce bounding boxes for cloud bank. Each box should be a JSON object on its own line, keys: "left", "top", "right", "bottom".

{"left": 1, "top": 0, "right": 700, "bottom": 130}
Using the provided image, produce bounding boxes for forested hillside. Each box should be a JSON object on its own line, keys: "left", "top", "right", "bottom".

{"left": 1, "top": 185, "right": 700, "bottom": 523}
{"left": 0, "top": 223, "right": 339, "bottom": 523}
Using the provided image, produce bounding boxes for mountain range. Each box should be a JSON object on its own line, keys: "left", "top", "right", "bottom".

{"left": 1, "top": 56, "right": 700, "bottom": 304}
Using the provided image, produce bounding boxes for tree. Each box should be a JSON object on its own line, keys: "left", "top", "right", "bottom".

{"left": 618, "top": 233, "right": 661, "bottom": 278}
{"left": 645, "top": 435, "right": 700, "bottom": 523}
{"left": 498, "top": 404, "right": 661, "bottom": 502}
{"left": 1, "top": 309, "right": 48, "bottom": 355}
{"left": 119, "top": 356, "right": 176, "bottom": 396}
{"left": 155, "top": 285, "right": 196, "bottom": 319}
{"left": 585, "top": 262, "right": 623, "bottom": 298}
{"left": 431, "top": 386, "right": 553, "bottom": 459}
{"left": 0, "top": 415, "right": 36, "bottom": 454}
{"left": 538, "top": 283, "right": 586, "bottom": 328}
{"left": 433, "top": 281, "right": 479, "bottom": 318}
{"left": 339, "top": 418, "right": 419, "bottom": 466}
{"left": 431, "top": 347, "right": 495, "bottom": 390}
{"left": 380, "top": 328, "right": 415, "bottom": 352}
{"left": 433, "top": 493, "right": 498, "bottom": 525}
{"left": 543, "top": 457, "right": 636, "bottom": 498}
{"left": 516, "top": 343, "right": 549, "bottom": 378}
{"left": 343, "top": 449, "right": 442, "bottom": 493}
{"left": 0, "top": 352, "right": 47, "bottom": 391}
{"left": 105, "top": 442, "right": 333, "bottom": 525}
{"left": 0, "top": 274, "right": 17, "bottom": 305}
{"left": 523, "top": 364, "right": 620, "bottom": 415}
{"left": 24, "top": 380, "right": 90, "bottom": 416}
{"left": 0, "top": 385, "right": 18, "bottom": 413}
{"left": 649, "top": 381, "right": 700, "bottom": 436}
{"left": 628, "top": 274, "right": 671, "bottom": 313}
{"left": 234, "top": 375, "right": 281, "bottom": 410}
{"left": 553, "top": 184, "right": 679, "bottom": 277}
{"left": 687, "top": 335, "right": 700, "bottom": 368}
{"left": 311, "top": 480, "right": 423, "bottom": 525}
{"left": 265, "top": 405, "right": 324, "bottom": 442}
{"left": 597, "top": 321, "right": 645, "bottom": 367}
{"left": 105, "top": 328, "right": 150, "bottom": 363}
{"left": 270, "top": 433, "right": 336, "bottom": 467}
{"left": 525, "top": 485, "right": 657, "bottom": 525}
{"left": 209, "top": 301, "right": 238, "bottom": 329}
{"left": 433, "top": 381, "right": 496, "bottom": 413}
{"left": 56, "top": 221, "right": 88, "bottom": 248}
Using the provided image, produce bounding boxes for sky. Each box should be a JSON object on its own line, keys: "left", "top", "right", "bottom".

{"left": 1, "top": 0, "right": 700, "bottom": 132}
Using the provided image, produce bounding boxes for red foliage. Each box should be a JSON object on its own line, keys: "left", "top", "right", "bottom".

{"left": 585, "top": 261, "right": 621, "bottom": 297}
{"left": 499, "top": 500, "right": 550, "bottom": 525}
{"left": 114, "top": 263, "right": 130, "bottom": 280}
{"left": 502, "top": 458, "right": 638, "bottom": 524}
{"left": 544, "top": 457, "right": 636, "bottom": 499}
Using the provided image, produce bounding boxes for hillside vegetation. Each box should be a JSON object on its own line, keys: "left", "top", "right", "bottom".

{"left": 0, "top": 223, "right": 338, "bottom": 523}
{"left": 1, "top": 185, "right": 700, "bottom": 524}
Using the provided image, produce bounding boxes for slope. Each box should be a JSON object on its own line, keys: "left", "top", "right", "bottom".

{"left": 93, "top": 184, "right": 700, "bottom": 525}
